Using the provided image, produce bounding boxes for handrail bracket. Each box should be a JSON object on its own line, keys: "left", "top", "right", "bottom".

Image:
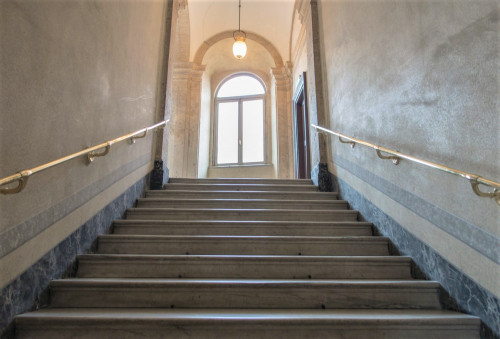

{"left": 470, "top": 179, "right": 500, "bottom": 206}
{"left": 87, "top": 144, "right": 111, "bottom": 163}
{"left": 339, "top": 136, "right": 355, "bottom": 148}
{"left": 129, "top": 130, "right": 148, "bottom": 144}
{"left": 376, "top": 149, "right": 400, "bottom": 165}
{"left": 0, "top": 172, "right": 30, "bottom": 195}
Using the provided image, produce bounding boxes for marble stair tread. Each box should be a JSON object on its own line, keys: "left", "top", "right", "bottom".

{"left": 49, "top": 278, "right": 442, "bottom": 309}
{"left": 168, "top": 178, "right": 314, "bottom": 185}
{"left": 15, "top": 309, "right": 480, "bottom": 339}
{"left": 136, "top": 198, "right": 349, "bottom": 210}
{"left": 145, "top": 190, "right": 340, "bottom": 200}
{"left": 112, "top": 220, "right": 373, "bottom": 236}
{"left": 96, "top": 235, "right": 390, "bottom": 256}
{"left": 125, "top": 208, "right": 359, "bottom": 222}
{"left": 163, "top": 183, "right": 319, "bottom": 192}
{"left": 76, "top": 254, "right": 414, "bottom": 279}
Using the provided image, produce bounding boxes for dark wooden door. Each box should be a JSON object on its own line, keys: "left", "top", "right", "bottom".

{"left": 293, "top": 72, "right": 310, "bottom": 179}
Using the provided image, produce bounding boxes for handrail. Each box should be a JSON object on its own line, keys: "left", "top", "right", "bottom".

{"left": 311, "top": 124, "right": 500, "bottom": 206}
{"left": 0, "top": 120, "right": 168, "bottom": 195}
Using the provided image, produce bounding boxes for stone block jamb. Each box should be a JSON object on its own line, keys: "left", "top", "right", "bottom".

{"left": 151, "top": 0, "right": 174, "bottom": 189}
{"left": 301, "top": 0, "right": 331, "bottom": 191}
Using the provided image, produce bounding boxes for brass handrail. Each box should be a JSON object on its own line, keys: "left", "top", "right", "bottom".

{"left": 311, "top": 124, "right": 500, "bottom": 205}
{"left": 0, "top": 120, "right": 168, "bottom": 195}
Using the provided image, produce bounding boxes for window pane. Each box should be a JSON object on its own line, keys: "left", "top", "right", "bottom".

{"left": 217, "top": 75, "right": 265, "bottom": 98}
{"left": 242, "top": 99, "right": 264, "bottom": 163}
{"left": 217, "top": 102, "right": 239, "bottom": 164}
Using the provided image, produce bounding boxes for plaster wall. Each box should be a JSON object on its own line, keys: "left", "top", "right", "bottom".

{"left": 0, "top": 0, "right": 169, "bottom": 288}
{"left": 319, "top": 0, "right": 499, "bottom": 298}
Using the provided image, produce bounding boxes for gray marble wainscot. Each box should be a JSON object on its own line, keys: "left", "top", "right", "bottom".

{"left": 0, "top": 177, "right": 146, "bottom": 338}
{"left": 332, "top": 173, "right": 500, "bottom": 338}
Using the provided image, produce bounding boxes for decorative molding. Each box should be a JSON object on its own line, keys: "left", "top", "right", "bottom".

{"left": 271, "top": 67, "right": 292, "bottom": 90}
{"left": 292, "top": 21, "right": 307, "bottom": 66}
{"left": 193, "top": 30, "right": 284, "bottom": 68}
{"left": 172, "top": 62, "right": 206, "bottom": 81}
{"left": 177, "top": 0, "right": 187, "bottom": 13}
{"left": 297, "top": 0, "right": 310, "bottom": 25}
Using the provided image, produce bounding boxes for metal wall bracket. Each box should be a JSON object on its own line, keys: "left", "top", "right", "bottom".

{"left": 87, "top": 144, "right": 111, "bottom": 163}
{"left": 0, "top": 177, "right": 28, "bottom": 195}
{"left": 470, "top": 179, "right": 500, "bottom": 206}
{"left": 339, "top": 136, "right": 355, "bottom": 148}
{"left": 0, "top": 172, "right": 30, "bottom": 195}
{"left": 128, "top": 130, "right": 148, "bottom": 144}
{"left": 376, "top": 149, "right": 400, "bottom": 165}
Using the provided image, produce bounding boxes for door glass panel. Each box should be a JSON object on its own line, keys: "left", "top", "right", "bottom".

{"left": 242, "top": 99, "right": 264, "bottom": 163}
{"left": 217, "top": 102, "right": 239, "bottom": 164}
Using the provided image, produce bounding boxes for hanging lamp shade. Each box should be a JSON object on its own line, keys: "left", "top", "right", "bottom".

{"left": 233, "top": 31, "right": 247, "bottom": 59}
{"left": 233, "top": 0, "right": 247, "bottom": 59}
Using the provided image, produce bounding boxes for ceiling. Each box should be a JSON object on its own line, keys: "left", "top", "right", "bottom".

{"left": 188, "top": 0, "right": 296, "bottom": 62}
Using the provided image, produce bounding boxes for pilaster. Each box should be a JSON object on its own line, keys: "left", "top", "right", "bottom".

{"left": 167, "top": 62, "right": 206, "bottom": 178}
{"left": 271, "top": 65, "right": 294, "bottom": 179}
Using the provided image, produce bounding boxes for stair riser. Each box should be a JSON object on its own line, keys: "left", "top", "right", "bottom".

{"left": 97, "top": 240, "right": 389, "bottom": 256}
{"left": 112, "top": 225, "right": 373, "bottom": 236}
{"left": 125, "top": 210, "right": 358, "bottom": 222}
{"left": 164, "top": 184, "right": 318, "bottom": 192}
{"left": 16, "top": 320, "right": 480, "bottom": 339}
{"left": 50, "top": 285, "right": 440, "bottom": 309}
{"left": 136, "top": 200, "right": 348, "bottom": 210}
{"left": 77, "top": 257, "right": 413, "bottom": 279}
{"left": 168, "top": 178, "right": 313, "bottom": 185}
{"left": 146, "top": 191, "right": 338, "bottom": 200}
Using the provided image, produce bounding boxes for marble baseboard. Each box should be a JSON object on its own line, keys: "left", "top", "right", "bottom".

{"left": 150, "top": 160, "right": 169, "bottom": 189}
{"left": 311, "top": 163, "right": 334, "bottom": 192}
{"left": 331, "top": 173, "right": 499, "bottom": 338}
{"left": 0, "top": 177, "right": 147, "bottom": 338}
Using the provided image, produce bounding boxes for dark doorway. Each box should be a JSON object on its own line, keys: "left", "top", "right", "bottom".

{"left": 292, "top": 72, "right": 310, "bottom": 179}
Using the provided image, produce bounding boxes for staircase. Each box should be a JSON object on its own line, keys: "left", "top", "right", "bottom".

{"left": 15, "top": 178, "right": 480, "bottom": 338}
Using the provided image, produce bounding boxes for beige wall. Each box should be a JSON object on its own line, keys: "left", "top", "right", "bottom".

{"left": 0, "top": 0, "right": 169, "bottom": 288}
{"left": 319, "top": 0, "right": 499, "bottom": 297}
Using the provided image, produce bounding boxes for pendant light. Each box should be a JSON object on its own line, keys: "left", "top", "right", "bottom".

{"left": 233, "top": 0, "right": 247, "bottom": 59}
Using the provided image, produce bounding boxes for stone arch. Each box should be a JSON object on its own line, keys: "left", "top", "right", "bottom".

{"left": 193, "top": 31, "right": 284, "bottom": 68}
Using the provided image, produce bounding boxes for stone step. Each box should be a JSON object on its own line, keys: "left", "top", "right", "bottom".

{"left": 169, "top": 178, "right": 314, "bottom": 185}
{"left": 164, "top": 183, "right": 319, "bottom": 192}
{"left": 145, "top": 190, "right": 339, "bottom": 200}
{"left": 15, "top": 309, "right": 481, "bottom": 339}
{"left": 125, "top": 208, "right": 359, "bottom": 222}
{"left": 136, "top": 198, "right": 349, "bottom": 210}
{"left": 49, "top": 279, "right": 442, "bottom": 309}
{"left": 76, "top": 255, "right": 414, "bottom": 279}
{"left": 112, "top": 220, "right": 373, "bottom": 236}
{"left": 97, "top": 235, "right": 389, "bottom": 256}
